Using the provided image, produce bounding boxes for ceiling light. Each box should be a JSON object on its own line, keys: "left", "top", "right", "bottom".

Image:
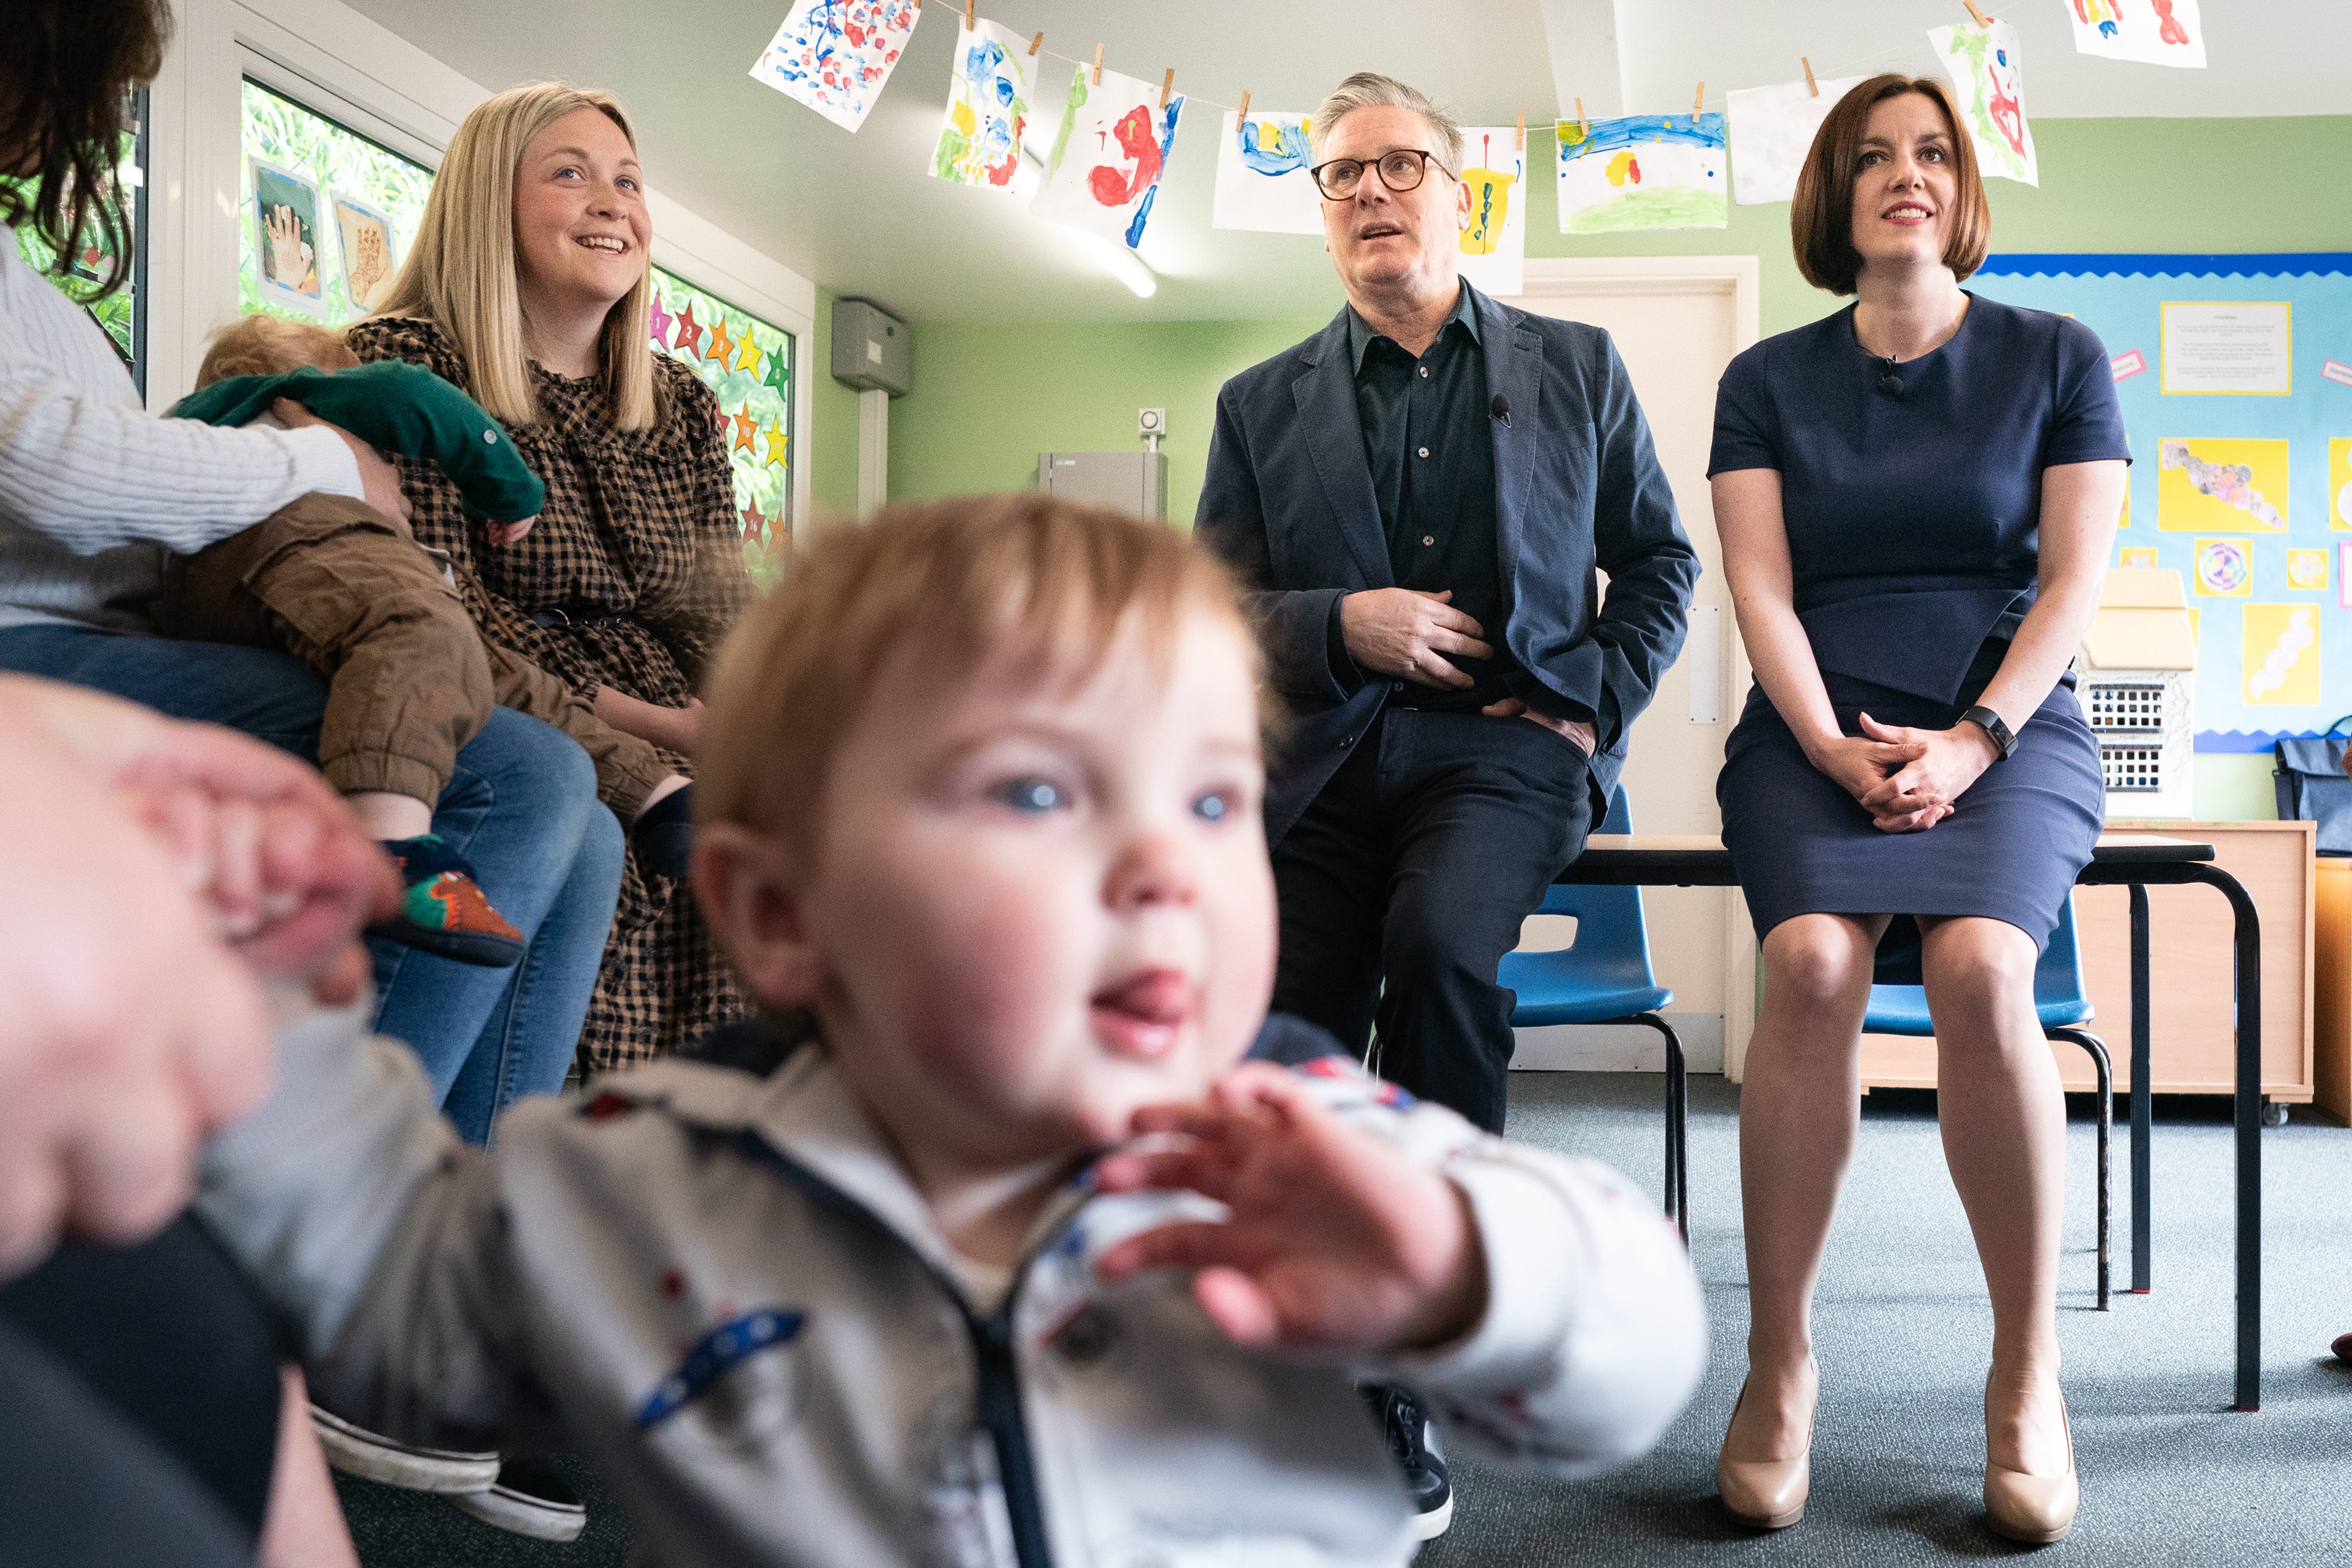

{"left": 1100, "top": 242, "right": 1157, "bottom": 298}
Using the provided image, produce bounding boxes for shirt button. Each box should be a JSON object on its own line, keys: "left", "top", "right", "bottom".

{"left": 1421, "top": 534, "right": 1435, "bottom": 546}
{"left": 1392, "top": 681, "right": 1405, "bottom": 692}
{"left": 482, "top": 429, "right": 498, "bottom": 443}
{"left": 1418, "top": 367, "right": 1429, "bottom": 378}
{"left": 1417, "top": 446, "right": 1429, "bottom": 459}
{"left": 1339, "top": 734, "right": 1355, "bottom": 749}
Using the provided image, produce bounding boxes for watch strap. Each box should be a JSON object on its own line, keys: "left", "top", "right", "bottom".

{"left": 1959, "top": 704, "right": 2015, "bottom": 760}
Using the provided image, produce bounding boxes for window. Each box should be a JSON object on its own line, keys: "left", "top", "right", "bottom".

{"left": 10, "top": 89, "right": 149, "bottom": 394}
{"left": 237, "top": 78, "right": 792, "bottom": 580}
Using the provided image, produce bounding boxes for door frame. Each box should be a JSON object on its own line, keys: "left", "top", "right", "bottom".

{"left": 1507, "top": 256, "right": 1765, "bottom": 1079}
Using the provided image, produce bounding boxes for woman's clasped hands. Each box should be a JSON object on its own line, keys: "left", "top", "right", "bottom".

{"left": 1807, "top": 712, "right": 2001, "bottom": 835}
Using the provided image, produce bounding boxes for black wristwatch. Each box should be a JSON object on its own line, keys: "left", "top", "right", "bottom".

{"left": 1959, "top": 704, "right": 2016, "bottom": 761}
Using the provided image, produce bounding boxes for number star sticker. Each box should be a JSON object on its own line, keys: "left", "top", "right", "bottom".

{"left": 731, "top": 410, "right": 758, "bottom": 453}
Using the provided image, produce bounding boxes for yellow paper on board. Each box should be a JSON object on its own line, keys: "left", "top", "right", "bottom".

{"left": 1460, "top": 167, "right": 1516, "bottom": 255}
{"left": 2119, "top": 545, "right": 2158, "bottom": 569}
{"left": 2192, "top": 537, "right": 2253, "bottom": 597}
{"left": 2242, "top": 604, "right": 2321, "bottom": 706}
{"left": 2288, "top": 548, "right": 2330, "bottom": 590}
{"left": 2160, "top": 438, "right": 2288, "bottom": 531}
{"left": 2332, "top": 438, "right": 2352, "bottom": 531}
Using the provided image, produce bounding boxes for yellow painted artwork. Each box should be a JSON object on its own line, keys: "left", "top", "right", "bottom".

{"left": 2242, "top": 604, "right": 2322, "bottom": 706}
{"left": 2192, "top": 537, "right": 2253, "bottom": 598}
{"left": 2118, "top": 545, "right": 2158, "bottom": 569}
{"left": 2158, "top": 437, "right": 2288, "bottom": 532}
{"left": 2288, "top": 548, "right": 2330, "bottom": 590}
{"left": 2333, "top": 438, "right": 2352, "bottom": 531}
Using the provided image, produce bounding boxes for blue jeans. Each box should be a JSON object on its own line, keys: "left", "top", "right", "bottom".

{"left": 0, "top": 625, "right": 623, "bottom": 1143}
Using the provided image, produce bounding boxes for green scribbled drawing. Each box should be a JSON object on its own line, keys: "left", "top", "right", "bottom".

{"left": 1939, "top": 28, "right": 2025, "bottom": 180}
{"left": 1566, "top": 186, "right": 1728, "bottom": 235}
{"left": 1045, "top": 67, "right": 1087, "bottom": 180}
{"left": 933, "top": 128, "right": 971, "bottom": 181}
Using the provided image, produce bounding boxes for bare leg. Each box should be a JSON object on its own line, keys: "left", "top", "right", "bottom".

{"left": 1726, "top": 911, "right": 1888, "bottom": 1461}
{"left": 259, "top": 1366, "right": 361, "bottom": 1568}
{"left": 346, "top": 790, "right": 432, "bottom": 841}
{"left": 1917, "top": 914, "right": 2071, "bottom": 1478}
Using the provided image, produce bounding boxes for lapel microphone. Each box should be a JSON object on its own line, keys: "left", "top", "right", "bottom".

{"left": 1490, "top": 393, "right": 1511, "bottom": 427}
{"left": 1876, "top": 355, "right": 1904, "bottom": 399}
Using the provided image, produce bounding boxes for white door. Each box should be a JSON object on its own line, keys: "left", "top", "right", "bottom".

{"left": 1497, "top": 256, "right": 1761, "bottom": 1077}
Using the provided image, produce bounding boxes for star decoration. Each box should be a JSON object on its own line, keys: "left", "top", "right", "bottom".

{"left": 740, "top": 502, "right": 765, "bottom": 543}
{"left": 732, "top": 332, "right": 762, "bottom": 378}
{"left": 762, "top": 425, "right": 788, "bottom": 468}
{"left": 731, "top": 410, "right": 758, "bottom": 453}
{"left": 647, "top": 293, "right": 674, "bottom": 351}
{"left": 706, "top": 315, "right": 737, "bottom": 369}
{"left": 760, "top": 354, "right": 789, "bottom": 397}
{"left": 671, "top": 302, "right": 703, "bottom": 358}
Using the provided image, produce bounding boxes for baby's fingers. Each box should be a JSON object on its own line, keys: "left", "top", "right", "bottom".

{"left": 1097, "top": 1219, "right": 1259, "bottom": 1284}
{"left": 1091, "top": 1146, "right": 1233, "bottom": 1203}
{"left": 1192, "top": 1268, "right": 1280, "bottom": 1347}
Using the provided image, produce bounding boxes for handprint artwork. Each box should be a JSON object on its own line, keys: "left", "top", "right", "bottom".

{"left": 250, "top": 157, "right": 326, "bottom": 314}
{"left": 331, "top": 192, "right": 401, "bottom": 316}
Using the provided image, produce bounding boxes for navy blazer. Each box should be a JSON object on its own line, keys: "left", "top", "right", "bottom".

{"left": 1196, "top": 290, "right": 1700, "bottom": 845}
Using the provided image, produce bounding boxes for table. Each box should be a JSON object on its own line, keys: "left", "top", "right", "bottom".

{"left": 1554, "top": 833, "right": 2265, "bottom": 1412}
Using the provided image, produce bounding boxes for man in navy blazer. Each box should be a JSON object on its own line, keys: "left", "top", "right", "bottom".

{"left": 1197, "top": 75, "right": 1698, "bottom": 1149}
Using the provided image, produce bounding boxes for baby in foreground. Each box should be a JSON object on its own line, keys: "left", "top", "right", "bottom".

{"left": 198, "top": 495, "right": 1706, "bottom": 1565}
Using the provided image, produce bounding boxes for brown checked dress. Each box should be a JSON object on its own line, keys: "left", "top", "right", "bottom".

{"left": 347, "top": 316, "right": 752, "bottom": 1073}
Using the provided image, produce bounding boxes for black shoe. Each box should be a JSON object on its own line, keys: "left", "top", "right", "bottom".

{"left": 1364, "top": 1382, "right": 1452, "bottom": 1540}
{"left": 631, "top": 783, "right": 695, "bottom": 880}
{"left": 446, "top": 1457, "right": 587, "bottom": 1542}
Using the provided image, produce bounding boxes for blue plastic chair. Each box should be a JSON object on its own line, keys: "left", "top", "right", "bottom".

{"left": 1499, "top": 786, "right": 1689, "bottom": 1242}
{"left": 1860, "top": 898, "right": 2114, "bottom": 1308}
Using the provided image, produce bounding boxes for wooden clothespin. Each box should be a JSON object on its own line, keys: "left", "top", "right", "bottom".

{"left": 962, "top": 0, "right": 973, "bottom": 29}
{"left": 1964, "top": 1, "right": 1990, "bottom": 25}
{"left": 1159, "top": 68, "right": 1174, "bottom": 111}
{"left": 1235, "top": 90, "right": 1251, "bottom": 131}
{"left": 1515, "top": 110, "right": 1524, "bottom": 151}
{"left": 1802, "top": 57, "right": 1818, "bottom": 96}
{"left": 1575, "top": 96, "right": 1588, "bottom": 135}
{"left": 1027, "top": 29, "right": 1042, "bottom": 56}
{"left": 1693, "top": 81, "right": 1706, "bottom": 122}
{"left": 1092, "top": 44, "right": 1104, "bottom": 85}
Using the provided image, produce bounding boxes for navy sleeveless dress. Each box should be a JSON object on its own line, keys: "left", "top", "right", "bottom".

{"left": 1707, "top": 294, "right": 2129, "bottom": 975}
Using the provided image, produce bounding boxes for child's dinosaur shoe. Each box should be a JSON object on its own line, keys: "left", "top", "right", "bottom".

{"left": 368, "top": 834, "right": 526, "bottom": 967}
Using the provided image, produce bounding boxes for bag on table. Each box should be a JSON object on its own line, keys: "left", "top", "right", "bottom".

{"left": 2274, "top": 715, "right": 2352, "bottom": 857}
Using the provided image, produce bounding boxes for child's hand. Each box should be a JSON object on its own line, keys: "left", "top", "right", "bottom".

{"left": 485, "top": 516, "right": 536, "bottom": 547}
{"left": 1094, "top": 1062, "right": 1490, "bottom": 1355}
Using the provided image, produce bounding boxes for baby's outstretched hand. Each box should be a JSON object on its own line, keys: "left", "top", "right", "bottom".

{"left": 1094, "top": 1062, "right": 1488, "bottom": 1355}
{"left": 485, "top": 516, "right": 536, "bottom": 547}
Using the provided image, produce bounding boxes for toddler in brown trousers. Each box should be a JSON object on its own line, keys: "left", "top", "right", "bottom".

{"left": 159, "top": 315, "right": 695, "bottom": 966}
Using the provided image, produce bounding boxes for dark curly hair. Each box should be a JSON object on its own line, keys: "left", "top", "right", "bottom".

{"left": 0, "top": 0, "right": 173, "bottom": 297}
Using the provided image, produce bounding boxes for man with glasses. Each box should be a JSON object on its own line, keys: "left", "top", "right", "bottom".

{"left": 1196, "top": 73, "right": 1699, "bottom": 1538}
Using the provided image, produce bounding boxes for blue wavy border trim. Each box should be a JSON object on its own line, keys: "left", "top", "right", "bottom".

{"left": 2195, "top": 728, "right": 2335, "bottom": 755}
{"left": 1979, "top": 252, "right": 2352, "bottom": 280}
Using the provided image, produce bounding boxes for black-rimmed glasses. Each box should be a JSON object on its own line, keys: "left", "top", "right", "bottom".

{"left": 1308, "top": 148, "right": 1452, "bottom": 200}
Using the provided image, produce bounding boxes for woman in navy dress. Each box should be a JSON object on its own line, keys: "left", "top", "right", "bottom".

{"left": 1706, "top": 77, "right": 2126, "bottom": 1543}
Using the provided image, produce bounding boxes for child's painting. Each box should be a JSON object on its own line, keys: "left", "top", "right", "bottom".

{"left": 250, "top": 156, "right": 325, "bottom": 317}
{"left": 1211, "top": 111, "right": 1321, "bottom": 235}
{"left": 931, "top": 16, "right": 1029, "bottom": 191}
{"left": 2192, "top": 536, "right": 2253, "bottom": 597}
{"left": 748, "top": 0, "right": 920, "bottom": 133}
{"left": 1928, "top": 17, "right": 2038, "bottom": 185}
{"left": 2066, "top": 0, "right": 2206, "bottom": 69}
{"left": 2242, "top": 604, "right": 2321, "bottom": 704}
{"left": 329, "top": 191, "right": 399, "bottom": 317}
{"left": 1724, "top": 74, "right": 1867, "bottom": 205}
{"left": 1455, "top": 126, "right": 1525, "bottom": 297}
{"left": 1032, "top": 66, "right": 1185, "bottom": 249}
{"left": 2331, "top": 438, "right": 2352, "bottom": 530}
{"left": 1554, "top": 113, "right": 1727, "bottom": 234}
{"left": 2159, "top": 438, "right": 2288, "bottom": 531}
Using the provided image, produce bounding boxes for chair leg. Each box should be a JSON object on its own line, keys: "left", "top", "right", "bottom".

{"left": 1632, "top": 1014, "right": 1689, "bottom": 1247}
{"left": 2050, "top": 1028, "right": 2113, "bottom": 1312}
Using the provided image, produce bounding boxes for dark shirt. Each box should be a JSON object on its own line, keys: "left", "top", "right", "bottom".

{"left": 1347, "top": 281, "right": 1517, "bottom": 711}
{"left": 1707, "top": 293, "right": 2129, "bottom": 703}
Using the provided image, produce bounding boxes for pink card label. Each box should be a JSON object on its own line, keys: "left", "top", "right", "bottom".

{"left": 2110, "top": 349, "right": 2147, "bottom": 382}
{"left": 2325, "top": 359, "right": 2352, "bottom": 389}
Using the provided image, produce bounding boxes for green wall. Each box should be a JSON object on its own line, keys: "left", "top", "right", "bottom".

{"left": 858, "top": 115, "right": 2352, "bottom": 820}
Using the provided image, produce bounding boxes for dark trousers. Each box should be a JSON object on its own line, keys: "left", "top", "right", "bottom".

{"left": 0, "top": 1216, "right": 283, "bottom": 1559}
{"left": 1270, "top": 708, "right": 1593, "bottom": 1132}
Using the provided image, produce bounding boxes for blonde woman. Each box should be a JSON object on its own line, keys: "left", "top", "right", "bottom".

{"left": 351, "top": 82, "right": 752, "bottom": 1072}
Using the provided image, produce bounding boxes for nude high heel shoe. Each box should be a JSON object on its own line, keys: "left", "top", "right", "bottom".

{"left": 1983, "top": 1390, "right": 2078, "bottom": 1545}
{"left": 1716, "top": 1359, "right": 1816, "bottom": 1531}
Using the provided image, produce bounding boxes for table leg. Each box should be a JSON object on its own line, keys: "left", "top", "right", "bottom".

{"left": 2130, "top": 883, "right": 2152, "bottom": 1295}
{"left": 2194, "top": 868, "right": 2262, "bottom": 1414}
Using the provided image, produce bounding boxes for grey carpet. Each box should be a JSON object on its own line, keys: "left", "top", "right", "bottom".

{"left": 340, "top": 1074, "right": 2352, "bottom": 1564}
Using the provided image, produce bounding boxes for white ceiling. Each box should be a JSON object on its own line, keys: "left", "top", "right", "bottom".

{"left": 342, "top": 0, "right": 2352, "bottom": 323}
